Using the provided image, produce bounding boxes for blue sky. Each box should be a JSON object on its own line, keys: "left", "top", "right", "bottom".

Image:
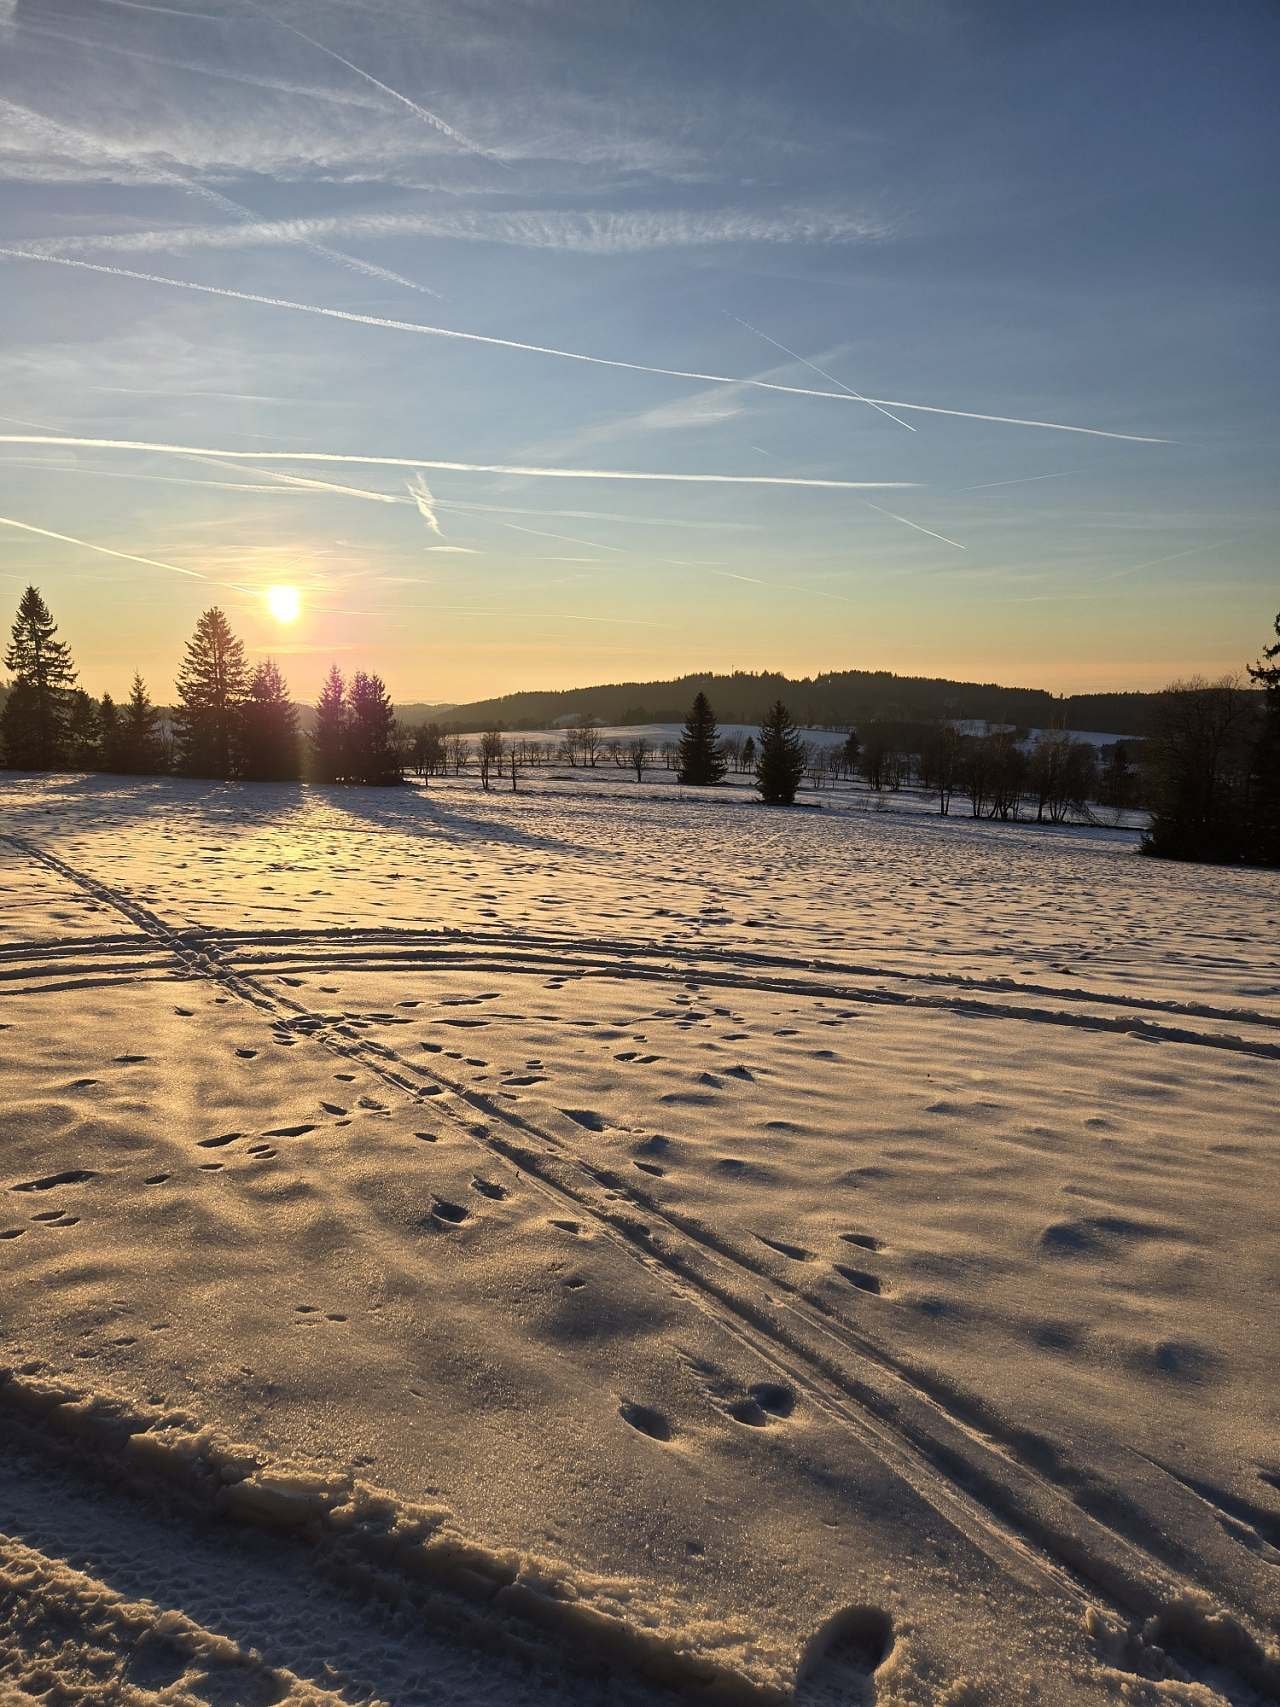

{"left": 0, "top": 0, "right": 1275, "bottom": 701}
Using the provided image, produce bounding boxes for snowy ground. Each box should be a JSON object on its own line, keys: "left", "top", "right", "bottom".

{"left": 1, "top": 770, "right": 1277, "bottom": 1706}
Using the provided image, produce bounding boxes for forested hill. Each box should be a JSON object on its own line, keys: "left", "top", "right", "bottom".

{"left": 436, "top": 670, "right": 1165, "bottom": 737}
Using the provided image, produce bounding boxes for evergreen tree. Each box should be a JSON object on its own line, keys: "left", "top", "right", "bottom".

{"left": 347, "top": 671, "right": 401, "bottom": 785}
{"left": 1140, "top": 678, "right": 1255, "bottom": 862}
{"left": 1245, "top": 610, "right": 1280, "bottom": 865}
{"left": 312, "top": 663, "right": 347, "bottom": 783}
{"left": 1, "top": 585, "right": 78, "bottom": 769}
{"left": 740, "top": 733, "right": 756, "bottom": 773}
{"left": 841, "top": 729, "right": 862, "bottom": 775}
{"left": 98, "top": 692, "right": 123, "bottom": 773}
{"left": 755, "top": 699, "right": 806, "bottom": 805}
{"left": 173, "top": 608, "right": 247, "bottom": 779}
{"left": 119, "top": 672, "right": 165, "bottom": 774}
{"left": 676, "top": 691, "right": 725, "bottom": 785}
{"left": 64, "top": 689, "right": 101, "bottom": 769}
{"left": 240, "top": 659, "right": 300, "bottom": 781}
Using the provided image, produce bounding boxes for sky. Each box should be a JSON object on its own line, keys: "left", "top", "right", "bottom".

{"left": 0, "top": 0, "right": 1276, "bottom": 704}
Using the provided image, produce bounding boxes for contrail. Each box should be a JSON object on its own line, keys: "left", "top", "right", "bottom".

{"left": 1094, "top": 538, "right": 1241, "bottom": 584}
{"left": 0, "top": 100, "right": 438, "bottom": 299}
{"left": 407, "top": 473, "right": 443, "bottom": 535}
{"left": 0, "top": 435, "right": 919, "bottom": 491}
{"left": 701, "top": 567, "right": 857, "bottom": 606}
{"left": 244, "top": 1, "right": 503, "bottom": 168}
{"left": 859, "top": 499, "right": 966, "bottom": 550}
{"left": 0, "top": 457, "right": 314, "bottom": 497}
{"left": 951, "top": 471, "right": 1077, "bottom": 493}
{"left": 0, "top": 513, "right": 207, "bottom": 580}
{"left": 436, "top": 498, "right": 757, "bottom": 531}
{"left": 0, "top": 250, "right": 1172, "bottom": 443}
{"left": 729, "top": 314, "right": 915, "bottom": 431}
{"left": 502, "top": 521, "right": 628, "bottom": 553}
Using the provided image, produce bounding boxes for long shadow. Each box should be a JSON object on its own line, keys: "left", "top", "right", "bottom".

{"left": 2, "top": 769, "right": 585, "bottom": 859}
{"left": 327, "top": 779, "right": 585, "bottom": 859}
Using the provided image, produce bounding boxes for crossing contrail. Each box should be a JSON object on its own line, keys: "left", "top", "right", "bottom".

{"left": 0, "top": 249, "right": 1173, "bottom": 443}
{"left": 728, "top": 314, "right": 916, "bottom": 431}
{"left": 0, "top": 435, "right": 919, "bottom": 491}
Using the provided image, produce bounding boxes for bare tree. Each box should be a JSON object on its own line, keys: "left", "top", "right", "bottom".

{"left": 447, "top": 731, "right": 469, "bottom": 776}
{"left": 572, "top": 714, "right": 603, "bottom": 767}
{"left": 626, "top": 734, "right": 652, "bottom": 781}
{"left": 478, "top": 727, "right": 503, "bottom": 791}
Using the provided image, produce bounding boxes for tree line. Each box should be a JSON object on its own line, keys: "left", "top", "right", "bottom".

{"left": 0, "top": 589, "right": 403, "bottom": 786}
{"left": 425, "top": 668, "right": 1215, "bottom": 741}
{"left": 3, "top": 583, "right": 1275, "bottom": 863}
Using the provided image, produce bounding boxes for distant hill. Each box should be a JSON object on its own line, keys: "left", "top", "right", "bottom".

{"left": 430, "top": 669, "right": 1172, "bottom": 739}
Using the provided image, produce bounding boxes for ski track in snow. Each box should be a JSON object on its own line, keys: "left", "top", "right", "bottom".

{"left": 1, "top": 771, "right": 1278, "bottom": 1706}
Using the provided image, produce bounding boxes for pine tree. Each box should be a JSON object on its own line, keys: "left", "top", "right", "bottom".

{"left": 347, "top": 671, "right": 401, "bottom": 785}
{"left": 240, "top": 658, "right": 300, "bottom": 781}
{"left": 676, "top": 691, "right": 726, "bottom": 785}
{"left": 312, "top": 663, "right": 347, "bottom": 783}
{"left": 98, "top": 693, "right": 123, "bottom": 773}
{"left": 119, "top": 672, "right": 165, "bottom": 774}
{"left": 755, "top": 699, "right": 806, "bottom": 805}
{"left": 1, "top": 586, "right": 78, "bottom": 769}
{"left": 64, "top": 689, "right": 101, "bottom": 769}
{"left": 173, "top": 608, "right": 247, "bottom": 779}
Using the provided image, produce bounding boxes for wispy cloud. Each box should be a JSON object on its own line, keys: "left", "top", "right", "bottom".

{"left": 0, "top": 99, "right": 439, "bottom": 297}
{"left": 25, "top": 205, "right": 892, "bottom": 260}
{"left": 0, "top": 248, "right": 1171, "bottom": 444}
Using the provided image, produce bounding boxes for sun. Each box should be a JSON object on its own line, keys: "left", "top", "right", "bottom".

{"left": 264, "top": 584, "right": 301, "bottom": 624}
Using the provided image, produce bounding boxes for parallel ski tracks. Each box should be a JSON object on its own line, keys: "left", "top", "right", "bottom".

{"left": 6, "top": 831, "right": 1279, "bottom": 1680}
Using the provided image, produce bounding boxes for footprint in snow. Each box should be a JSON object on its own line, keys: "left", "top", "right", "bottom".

{"left": 619, "top": 1401, "right": 673, "bottom": 1442}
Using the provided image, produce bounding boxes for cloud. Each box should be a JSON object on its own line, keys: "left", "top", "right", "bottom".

{"left": 0, "top": 249, "right": 1173, "bottom": 443}
{"left": 25, "top": 204, "right": 892, "bottom": 259}
{"left": 0, "top": 99, "right": 438, "bottom": 297}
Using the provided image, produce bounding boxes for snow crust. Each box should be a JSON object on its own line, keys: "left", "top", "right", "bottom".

{"left": 1, "top": 770, "right": 1277, "bottom": 1705}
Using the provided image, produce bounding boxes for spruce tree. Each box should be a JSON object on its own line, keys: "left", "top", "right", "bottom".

{"left": 240, "top": 658, "right": 300, "bottom": 782}
{"left": 755, "top": 699, "right": 806, "bottom": 805}
{"left": 312, "top": 663, "right": 347, "bottom": 783}
{"left": 98, "top": 692, "right": 121, "bottom": 772}
{"left": 64, "top": 689, "right": 101, "bottom": 769}
{"left": 347, "top": 671, "right": 401, "bottom": 785}
{"left": 1, "top": 586, "right": 78, "bottom": 769}
{"left": 173, "top": 608, "right": 247, "bottom": 779}
{"left": 676, "top": 691, "right": 726, "bottom": 785}
{"left": 119, "top": 672, "right": 165, "bottom": 774}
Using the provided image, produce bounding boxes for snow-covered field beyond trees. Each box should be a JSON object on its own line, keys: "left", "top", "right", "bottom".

{"left": 1, "top": 770, "right": 1277, "bottom": 1707}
